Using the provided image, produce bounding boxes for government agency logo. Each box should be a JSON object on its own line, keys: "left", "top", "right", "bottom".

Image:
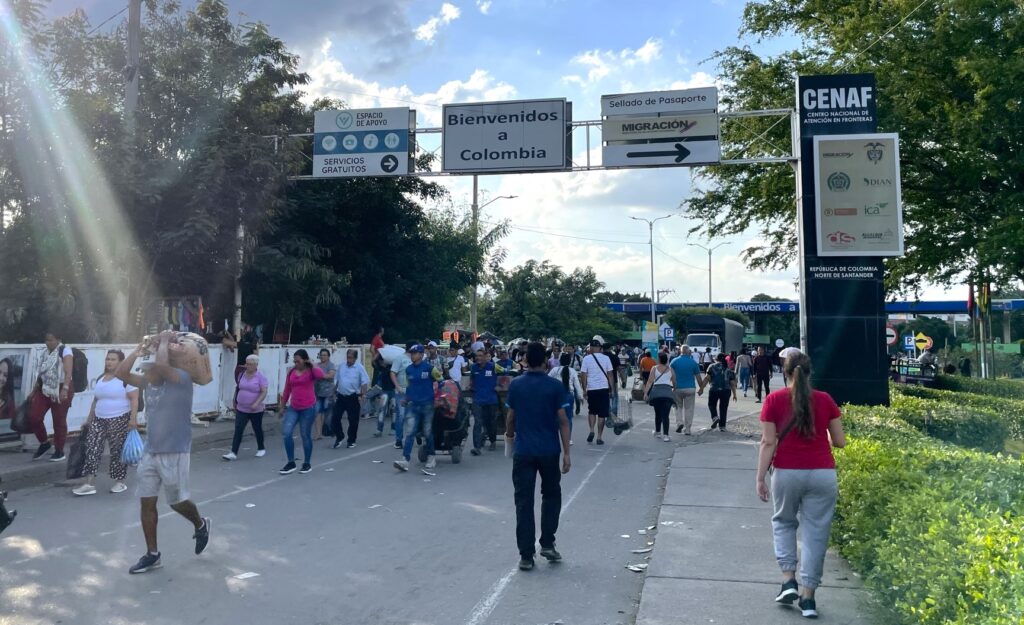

{"left": 865, "top": 142, "right": 885, "bottom": 164}
{"left": 863, "top": 202, "right": 888, "bottom": 215}
{"left": 827, "top": 172, "right": 851, "bottom": 191}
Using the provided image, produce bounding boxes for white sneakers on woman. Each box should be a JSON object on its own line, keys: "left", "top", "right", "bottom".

{"left": 72, "top": 482, "right": 126, "bottom": 496}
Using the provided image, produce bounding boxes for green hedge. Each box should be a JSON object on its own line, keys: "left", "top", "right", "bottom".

{"left": 887, "top": 393, "right": 1008, "bottom": 453}
{"left": 892, "top": 384, "right": 1024, "bottom": 440}
{"left": 934, "top": 374, "right": 1024, "bottom": 402}
{"left": 835, "top": 408, "right": 1024, "bottom": 625}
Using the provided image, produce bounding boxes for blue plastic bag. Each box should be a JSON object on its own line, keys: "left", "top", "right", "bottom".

{"left": 121, "top": 429, "right": 145, "bottom": 466}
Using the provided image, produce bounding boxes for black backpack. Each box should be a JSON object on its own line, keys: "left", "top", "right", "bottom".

{"left": 61, "top": 345, "right": 89, "bottom": 393}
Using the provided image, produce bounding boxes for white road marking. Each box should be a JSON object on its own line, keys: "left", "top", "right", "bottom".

{"left": 9, "top": 441, "right": 394, "bottom": 565}
{"left": 463, "top": 415, "right": 653, "bottom": 625}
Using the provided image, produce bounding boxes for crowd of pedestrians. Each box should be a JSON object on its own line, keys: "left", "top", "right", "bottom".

{"left": 15, "top": 323, "right": 845, "bottom": 617}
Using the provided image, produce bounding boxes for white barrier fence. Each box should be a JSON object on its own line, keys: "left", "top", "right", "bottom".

{"left": 0, "top": 343, "right": 368, "bottom": 442}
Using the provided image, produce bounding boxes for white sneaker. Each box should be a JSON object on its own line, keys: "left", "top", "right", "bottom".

{"left": 663, "top": 435, "right": 671, "bottom": 442}
{"left": 222, "top": 452, "right": 237, "bottom": 461}
{"left": 653, "top": 430, "right": 659, "bottom": 437}
{"left": 110, "top": 482, "right": 128, "bottom": 493}
{"left": 393, "top": 459, "right": 410, "bottom": 472}
{"left": 73, "top": 484, "right": 97, "bottom": 496}
{"left": 425, "top": 455, "right": 437, "bottom": 470}
{"left": 255, "top": 449, "right": 266, "bottom": 457}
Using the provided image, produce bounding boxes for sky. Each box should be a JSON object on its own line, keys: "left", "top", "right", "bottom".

{"left": 53, "top": 0, "right": 956, "bottom": 304}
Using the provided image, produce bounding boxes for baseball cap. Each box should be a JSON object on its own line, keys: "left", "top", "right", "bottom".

{"left": 409, "top": 344, "right": 425, "bottom": 353}
{"left": 591, "top": 335, "right": 605, "bottom": 345}
{"left": 427, "top": 340, "right": 438, "bottom": 348}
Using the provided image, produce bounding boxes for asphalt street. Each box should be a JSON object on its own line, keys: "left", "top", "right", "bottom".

{"left": 0, "top": 385, "right": 746, "bottom": 625}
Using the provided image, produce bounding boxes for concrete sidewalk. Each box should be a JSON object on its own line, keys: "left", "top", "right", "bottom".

{"left": 0, "top": 414, "right": 281, "bottom": 492}
{"left": 636, "top": 432, "right": 884, "bottom": 624}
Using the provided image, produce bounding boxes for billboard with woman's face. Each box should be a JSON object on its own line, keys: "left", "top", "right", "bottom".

{"left": 0, "top": 348, "right": 32, "bottom": 439}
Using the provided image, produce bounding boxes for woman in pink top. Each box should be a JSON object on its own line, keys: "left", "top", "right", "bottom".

{"left": 278, "top": 349, "right": 324, "bottom": 475}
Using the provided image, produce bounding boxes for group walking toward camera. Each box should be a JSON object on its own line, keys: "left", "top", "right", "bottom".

{"left": 15, "top": 322, "right": 840, "bottom": 596}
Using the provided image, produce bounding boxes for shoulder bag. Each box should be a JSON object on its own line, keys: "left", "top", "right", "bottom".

{"left": 646, "top": 367, "right": 674, "bottom": 404}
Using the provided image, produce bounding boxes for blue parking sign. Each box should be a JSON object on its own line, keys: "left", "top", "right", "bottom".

{"left": 902, "top": 334, "right": 915, "bottom": 350}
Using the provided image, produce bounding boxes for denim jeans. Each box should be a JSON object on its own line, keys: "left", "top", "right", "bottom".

{"left": 513, "top": 454, "right": 562, "bottom": 558}
{"left": 392, "top": 391, "right": 407, "bottom": 445}
{"left": 739, "top": 368, "right": 751, "bottom": 392}
{"left": 472, "top": 402, "right": 498, "bottom": 449}
{"left": 610, "top": 391, "right": 619, "bottom": 417}
{"left": 402, "top": 400, "right": 434, "bottom": 460}
{"left": 282, "top": 406, "right": 316, "bottom": 463}
{"left": 376, "top": 388, "right": 396, "bottom": 433}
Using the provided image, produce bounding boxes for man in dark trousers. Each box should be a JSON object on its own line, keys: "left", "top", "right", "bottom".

{"left": 752, "top": 346, "right": 773, "bottom": 403}
{"left": 505, "top": 342, "right": 571, "bottom": 571}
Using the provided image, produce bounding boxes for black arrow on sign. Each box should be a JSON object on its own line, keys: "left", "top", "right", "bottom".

{"left": 626, "top": 143, "right": 690, "bottom": 163}
{"left": 380, "top": 154, "right": 399, "bottom": 173}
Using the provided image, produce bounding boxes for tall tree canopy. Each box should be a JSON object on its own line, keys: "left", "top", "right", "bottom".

{"left": 0, "top": 0, "right": 487, "bottom": 343}
{"left": 686, "top": 0, "right": 1024, "bottom": 293}
{"left": 480, "top": 261, "right": 634, "bottom": 345}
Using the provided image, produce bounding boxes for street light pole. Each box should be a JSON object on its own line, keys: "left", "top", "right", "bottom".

{"left": 469, "top": 175, "right": 516, "bottom": 335}
{"left": 631, "top": 215, "right": 674, "bottom": 323}
{"left": 688, "top": 241, "right": 731, "bottom": 308}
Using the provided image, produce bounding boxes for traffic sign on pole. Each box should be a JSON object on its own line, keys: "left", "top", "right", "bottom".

{"left": 902, "top": 334, "right": 915, "bottom": 350}
{"left": 313, "top": 108, "right": 412, "bottom": 177}
{"left": 885, "top": 326, "right": 897, "bottom": 346}
{"left": 442, "top": 98, "right": 568, "bottom": 173}
{"left": 914, "top": 332, "right": 933, "bottom": 350}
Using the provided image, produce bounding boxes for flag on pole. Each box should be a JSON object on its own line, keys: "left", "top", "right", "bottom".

{"left": 967, "top": 282, "right": 976, "bottom": 318}
{"left": 979, "top": 283, "right": 991, "bottom": 319}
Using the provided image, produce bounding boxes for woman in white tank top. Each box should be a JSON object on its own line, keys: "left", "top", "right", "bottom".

{"left": 73, "top": 350, "right": 139, "bottom": 496}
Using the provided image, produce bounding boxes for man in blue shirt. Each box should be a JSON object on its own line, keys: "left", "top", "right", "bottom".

{"left": 506, "top": 342, "right": 571, "bottom": 571}
{"left": 469, "top": 349, "right": 505, "bottom": 455}
{"left": 394, "top": 345, "right": 441, "bottom": 473}
{"left": 333, "top": 349, "right": 370, "bottom": 449}
{"left": 670, "top": 345, "right": 705, "bottom": 435}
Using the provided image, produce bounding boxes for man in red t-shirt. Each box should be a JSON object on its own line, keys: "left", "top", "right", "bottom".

{"left": 371, "top": 327, "right": 385, "bottom": 358}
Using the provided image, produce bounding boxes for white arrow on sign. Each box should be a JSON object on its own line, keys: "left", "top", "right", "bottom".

{"left": 603, "top": 140, "right": 720, "bottom": 168}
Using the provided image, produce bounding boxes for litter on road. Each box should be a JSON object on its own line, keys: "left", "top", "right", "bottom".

{"left": 631, "top": 548, "right": 652, "bottom": 554}
{"left": 233, "top": 572, "right": 260, "bottom": 580}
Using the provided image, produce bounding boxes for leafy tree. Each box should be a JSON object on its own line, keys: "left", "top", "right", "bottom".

{"left": 0, "top": 0, "right": 492, "bottom": 344}
{"left": 663, "top": 306, "right": 750, "bottom": 338}
{"left": 893, "top": 316, "right": 959, "bottom": 355}
{"left": 750, "top": 292, "right": 799, "bottom": 347}
{"left": 480, "top": 261, "right": 634, "bottom": 345}
{"left": 686, "top": 0, "right": 1024, "bottom": 294}
{"left": 597, "top": 291, "right": 651, "bottom": 303}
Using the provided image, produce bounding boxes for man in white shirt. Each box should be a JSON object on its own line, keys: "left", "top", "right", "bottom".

{"left": 446, "top": 344, "right": 466, "bottom": 385}
{"left": 578, "top": 339, "right": 614, "bottom": 445}
{"left": 333, "top": 349, "right": 370, "bottom": 449}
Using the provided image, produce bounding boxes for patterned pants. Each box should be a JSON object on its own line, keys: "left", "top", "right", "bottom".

{"left": 83, "top": 414, "right": 131, "bottom": 481}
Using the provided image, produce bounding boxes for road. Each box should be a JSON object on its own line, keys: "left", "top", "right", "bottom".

{"left": 0, "top": 388, "right": 733, "bottom": 625}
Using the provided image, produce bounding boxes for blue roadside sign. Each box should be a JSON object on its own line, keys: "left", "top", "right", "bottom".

{"left": 902, "top": 334, "right": 915, "bottom": 350}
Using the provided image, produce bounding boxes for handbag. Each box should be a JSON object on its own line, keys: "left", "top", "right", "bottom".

{"left": 647, "top": 368, "right": 674, "bottom": 404}
{"left": 66, "top": 424, "right": 88, "bottom": 480}
{"left": 10, "top": 400, "right": 31, "bottom": 434}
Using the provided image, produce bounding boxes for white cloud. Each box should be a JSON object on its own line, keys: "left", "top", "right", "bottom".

{"left": 302, "top": 40, "right": 515, "bottom": 126}
{"left": 566, "top": 38, "right": 664, "bottom": 86}
{"left": 415, "top": 2, "right": 462, "bottom": 43}
{"left": 476, "top": 0, "right": 492, "bottom": 14}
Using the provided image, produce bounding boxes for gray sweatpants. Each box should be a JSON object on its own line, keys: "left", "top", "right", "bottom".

{"left": 771, "top": 468, "right": 838, "bottom": 590}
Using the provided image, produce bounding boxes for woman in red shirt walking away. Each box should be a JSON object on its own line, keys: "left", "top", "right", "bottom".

{"left": 755, "top": 351, "right": 846, "bottom": 620}
{"left": 278, "top": 349, "right": 324, "bottom": 476}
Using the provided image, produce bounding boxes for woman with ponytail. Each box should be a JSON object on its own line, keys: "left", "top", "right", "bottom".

{"left": 755, "top": 351, "right": 846, "bottom": 619}
{"left": 548, "top": 353, "right": 582, "bottom": 442}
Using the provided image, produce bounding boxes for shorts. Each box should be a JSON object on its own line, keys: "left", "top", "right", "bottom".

{"left": 136, "top": 451, "right": 191, "bottom": 504}
{"left": 587, "top": 389, "right": 610, "bottom": 420}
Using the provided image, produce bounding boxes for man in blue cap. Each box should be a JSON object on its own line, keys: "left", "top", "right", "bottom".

{"left": 394, "top": 344, "right": 441, "bottom": 473}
